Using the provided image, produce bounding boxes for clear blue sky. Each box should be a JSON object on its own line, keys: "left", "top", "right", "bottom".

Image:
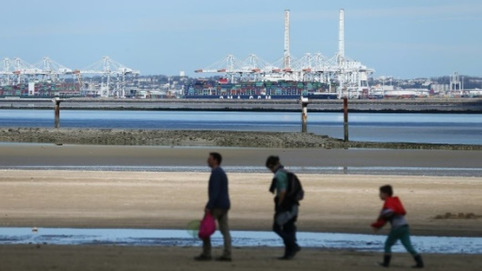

{"left": 2, "top": 0, "right": 481, "bottom": 79}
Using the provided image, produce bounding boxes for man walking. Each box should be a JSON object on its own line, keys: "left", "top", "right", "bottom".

{"left": 195, "top": 152, "right": 232, "bottom": 261}
{"left": 266, "top": 155, "right": 301, "bottom": 260}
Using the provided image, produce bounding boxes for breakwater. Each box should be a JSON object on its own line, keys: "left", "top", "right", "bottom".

{"left": 1, "top": 98, "right": 481, "bottom": 113}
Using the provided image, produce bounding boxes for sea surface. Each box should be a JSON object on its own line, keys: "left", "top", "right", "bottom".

{"left": 0, "top": 109, "right": 481, "bottom": 145}
{"left": 0, "top": 227, "right": 481, "bottom": 254}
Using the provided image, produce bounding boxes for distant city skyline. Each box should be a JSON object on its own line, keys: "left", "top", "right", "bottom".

{"left": 1, "top": 0, "right": 481, "bottom": 79}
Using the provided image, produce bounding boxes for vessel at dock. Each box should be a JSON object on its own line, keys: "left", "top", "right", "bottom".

{"left": 183, "top": 79, "right": 339, "bottom": 100}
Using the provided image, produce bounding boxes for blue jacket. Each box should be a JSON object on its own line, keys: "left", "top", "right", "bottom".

{"left": 206, "top": 167, "right": 230, "bottom": 210}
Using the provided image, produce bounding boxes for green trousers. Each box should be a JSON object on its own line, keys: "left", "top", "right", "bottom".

{"left": 384, "top": 225, "right": 418, "bottom": 255}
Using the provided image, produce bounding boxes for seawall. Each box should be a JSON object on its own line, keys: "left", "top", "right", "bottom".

{"left": 1, "top": 98, "right": 481, "bottom": 113}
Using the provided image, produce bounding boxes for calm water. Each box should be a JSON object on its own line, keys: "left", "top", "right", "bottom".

{"left": 1, "top": 109, "right": 481, "bottom": 145}
{"left": 1, "top": 227, "right": 481, "bottom": 254}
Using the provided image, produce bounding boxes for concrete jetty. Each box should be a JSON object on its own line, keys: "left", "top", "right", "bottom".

{"left": 1, "top": 98, "right": 481, "bottom": 113}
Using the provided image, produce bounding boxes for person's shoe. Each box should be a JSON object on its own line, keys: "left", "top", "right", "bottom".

{"left": 289, "top": 245, "right": 301, "bottom": 258}
{"left": 278, "top": 246, "right": 300, "bottom": 260}
{"left": 378, "top": 254, "right": 391, "bottom": 267}
{"left": 295, "top": 245, "right": 301, "bottom": 253}
{"left": 194, "top": 254, "right": 212, "bottom": 261}
{"left": 412, "top": 254, "right": 424, "bottom": 268}
{"left": 216, "top": 255, "right": 232, "bottom": 262}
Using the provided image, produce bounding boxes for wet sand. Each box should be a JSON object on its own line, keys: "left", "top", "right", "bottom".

{"left": 0, "top": 145, "right": 481, "bottom": 270}
{"left": 1, "top": 245, "right": 481, "bottom": 271}
{"left": 2, "top": 144, "right": 481, "bottom": 169}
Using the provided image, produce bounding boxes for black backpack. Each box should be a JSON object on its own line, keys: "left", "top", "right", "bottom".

{"left": 285, "top": 171, "right": 304, "bottom": 204}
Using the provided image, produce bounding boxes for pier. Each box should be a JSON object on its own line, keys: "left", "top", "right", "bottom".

{"left": 1, "top": 98, "right": 481, "bottom": 113}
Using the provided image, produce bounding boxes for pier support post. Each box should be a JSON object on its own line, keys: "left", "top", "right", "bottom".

{"left": 53, "top": 97, "right": 62, "bottom": 128}
{"left": 301, "top": 97, "right": 309, "bottom": 133}
{"left": 343, "top": 97, "right": 349, "bottom": 142}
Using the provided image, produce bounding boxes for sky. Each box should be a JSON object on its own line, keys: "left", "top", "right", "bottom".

{"left": 1, "top": 0, "right": 482, "bottom": 79}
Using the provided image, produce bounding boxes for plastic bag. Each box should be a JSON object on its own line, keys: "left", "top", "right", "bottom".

{"left": 198, "top": 212, "right": 216, "bottom": 239}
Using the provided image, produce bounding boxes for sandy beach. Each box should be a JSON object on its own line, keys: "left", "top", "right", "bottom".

{"left": 0, "top": 143, "right": 481, "bottom": 270}
{"left": 0, "top": 169, "right": 481, "bottom": 270}
{"left": 1, "top": 169, "right": 481, "bottom": 235}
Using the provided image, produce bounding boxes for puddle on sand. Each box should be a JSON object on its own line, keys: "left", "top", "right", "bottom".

{"left": 0, "top": 228, "right": 481, "bottom": 254}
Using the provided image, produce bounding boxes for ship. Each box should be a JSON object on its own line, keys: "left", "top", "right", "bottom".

{"left": 183, "top": 79, "right": 339, "bottom": 100}
{"left": 0, "top": 81, "right": 81, "bottom": 98}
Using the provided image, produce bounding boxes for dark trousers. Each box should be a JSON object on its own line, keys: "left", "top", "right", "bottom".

{"left": 272, "top": 214, "right": 298, "bottom": 255}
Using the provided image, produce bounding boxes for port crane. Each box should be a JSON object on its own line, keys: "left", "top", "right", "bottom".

{"left": 0, "top": 56, "right": 139, "bottom": 97}
{"left": 0, "top": 57, "right": 43, "bottom": 85}
{"left": 0, "top": 57, "right": 79, "bottom": 95}
{"left": 74, "top": 56, "right": 140, "bottom": 98}
{"left": 194, "top": 9, "right": 374, "bottom": 99}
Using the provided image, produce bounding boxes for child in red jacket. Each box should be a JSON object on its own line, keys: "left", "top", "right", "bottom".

{"left": 371, "top": 185, "right": 424, "bottom": 268}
